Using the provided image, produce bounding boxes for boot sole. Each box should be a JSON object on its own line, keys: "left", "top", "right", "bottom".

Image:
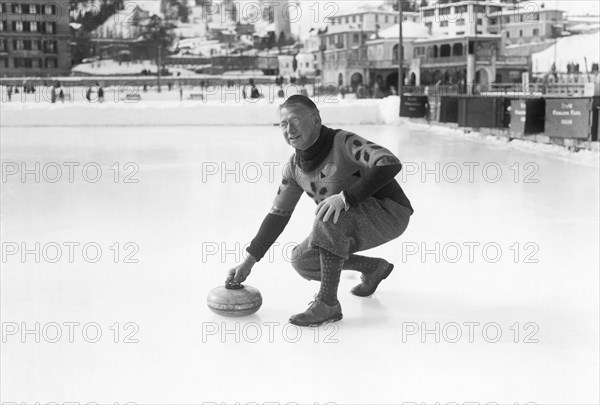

{"left": 289, "top": 313, "right": 343, "bottom": 327}
{"left": 350, "top": 263, "right": 394, "bottom": 297}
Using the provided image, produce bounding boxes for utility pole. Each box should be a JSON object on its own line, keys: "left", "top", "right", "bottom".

{"left": 398, "top": 0, "right": 404, "bottom": 116}
{"left": 157, "top": 45, "right": 162, "bottom": 93}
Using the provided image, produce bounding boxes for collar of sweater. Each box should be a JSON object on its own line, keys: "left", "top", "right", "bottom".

{"left": 295, "top": 125, "right": 338, "bottom": 172}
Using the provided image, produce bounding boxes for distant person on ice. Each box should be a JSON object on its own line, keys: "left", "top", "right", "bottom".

{"left": 226, "top": 95, "right": 413, "bottom": 326}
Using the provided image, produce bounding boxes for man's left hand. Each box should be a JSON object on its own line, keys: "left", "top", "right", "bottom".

{"left": 315, "top": 192, "right": 349, "bottom": 224}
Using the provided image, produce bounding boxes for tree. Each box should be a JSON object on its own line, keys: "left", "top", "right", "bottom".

{"left": 135, "top": 14, "right": 177, "bottom": 90}
{"left": 70, "top": 0, "right": 125, "bottom": 33}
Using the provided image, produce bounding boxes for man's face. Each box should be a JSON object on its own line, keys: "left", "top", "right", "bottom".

{"left": 278, "top": 105, "right": 321, "bottom": 150}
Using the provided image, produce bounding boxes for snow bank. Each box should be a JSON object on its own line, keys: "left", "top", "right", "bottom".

{"left": 0, "top": 98, "right": 392, "bottom": 127}
{"left": 532, "top": 32, "right": 600, "bottom": 72}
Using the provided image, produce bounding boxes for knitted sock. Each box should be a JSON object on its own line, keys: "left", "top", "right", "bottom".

{"left": 343, "top": 254, "right": 385, "bottom": 275}
{"left": 317, "top": 248, "right": 344, "bottom": 306}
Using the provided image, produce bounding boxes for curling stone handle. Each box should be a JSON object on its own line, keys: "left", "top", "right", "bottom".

{"left": 225, "top": 282, "right": 244, "bottom": 290}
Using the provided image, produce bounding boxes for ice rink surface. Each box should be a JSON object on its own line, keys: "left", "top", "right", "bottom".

{"left": 1, "top": 123, "right": 599, "bottom": 404}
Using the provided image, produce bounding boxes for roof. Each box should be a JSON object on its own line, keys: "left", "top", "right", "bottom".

{"left": 378, "top": 22, "right": 433, "bottom": 39}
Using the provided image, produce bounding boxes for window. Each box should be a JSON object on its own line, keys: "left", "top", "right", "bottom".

{"left": 456, "top": 31, "right": 465, "bottom": 35}
{"left": 31, "top": 22, "right": 38, "bottom": 32}
{"left": 32, "top": 58, "right": 41, "bottom": 68}
{"left": 474, "top": 5, "right": 485, "bottom": 13}
{"left": 32, "top": 40, "right": 41, "bottom": 51}
{"left": 504, "top": 16, "right": 510, "bottom": 24}
{"left": 29, "top": 4, "right": 37, "bottom": 14}
{"left": 15, "top": 21, "right": 23, "bottom": 32}
{"left": 352, "top": 15, "right": 356, "bottom": 23}
{"left": 506, "top": 31, "right": 510, "bottom": 38}
{"left": 45, "top": 5, "right": 55, "bottom": 15}
{"left": 353, "top": 33, "right": 359, "bottom": 44}
{"left": 0, "top": 3, "right": 6, "bottom": 14}
{"left": 457, "top": 19, "right": 465, "bottom": 26}
{"left": 0, "top": 21, "right": 6, "bottom": 32}
{"left": 12, "top": 4, "right": 22, "bottom": 14}
{"left": 476, "top": 30, "right": 482, "bottom": 34}
{"left": 0, "top": 40, "right": 6, "bottom": 52}
{"left": 45, "top": 58, "right": 58, "bottom": 68}
{"left": 440, "top": 21, "right": 448, "bottom": 27}
{"left": 0, "top": 57, "right": 7, "bottom": 68}
{"left": 533, "top": 28, "right": 539, "bottom": 36}
{"left": 477, "top": 18, "right": 482, "bottom": 25}
{"left": 23, "top": 40, "right": 32, "bottom": 50}
{"left": 14, "top": 40, "right": 24, "bottom": 50}
{"left": 375, "top": 15, "right": 379, "bottom": 22}
{"left": 519, "top": 29, "right": 523, "bottom": 37}
{"left": 45, "top": 22, "right": 55, "bottom": 34}
{"left": 455, "top": 5, "right": 467, "bottom": 15}
{"left": 44, "top": 41, "right": 57, "bottom": 53}
{"left": 424, "top": 9, "right": 434, "bottom": 18}
{"left": 23, "top": 21, "right": 30, "bottom": 32}
{"left": 21, "top": 58, "right": 33, "bottom": 68}
{"left": 385, "top": 15, "right": 388, "bottom": 23}
{"left": 440, "top": 7, "right": 451, "bottom": 16}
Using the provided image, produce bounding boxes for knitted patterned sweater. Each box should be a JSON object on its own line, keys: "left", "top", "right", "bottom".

{"left": 247, "top": 125, "right": 413, "bottom": 261}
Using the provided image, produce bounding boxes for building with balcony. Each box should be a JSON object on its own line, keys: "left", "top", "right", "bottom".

{"left": 409, "top": 34, "right": 530, "bottom": 90}
{"left": 320, "top": 7, "right": 408, "bottom": 88}
{"left": 365, "top": 21, "right": 432, "bottom": 92}
{"left": 417, "top": 1, "right": 566, "bottom": 46}
{"left": 0, "top": 1, "right": 72, "bottom": 77}
{"left": 418, "top": 0, "right": 514, "bottom": 37}
{"left": 487, "top": 5, "right": 565, "bottom": 45}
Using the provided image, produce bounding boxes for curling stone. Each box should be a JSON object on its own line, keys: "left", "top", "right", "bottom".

{"left": 207, "top": 283, "right": 262, "bottom": 317}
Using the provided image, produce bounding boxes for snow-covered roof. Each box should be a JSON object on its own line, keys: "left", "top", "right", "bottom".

{"left": 532, "top": 32, "right": 600, "bottom": 72}
{"left": 378, "top": 22, "right": 432, "bottom": 39}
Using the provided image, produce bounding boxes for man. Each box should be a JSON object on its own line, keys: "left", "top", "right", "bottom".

{"left": 226, "top": 95, "right": 413, "bottom": 327}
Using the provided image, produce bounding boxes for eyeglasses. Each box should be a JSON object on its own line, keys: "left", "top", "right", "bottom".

{"left": 279, "top": 117, "right": 303, "bottom": 129}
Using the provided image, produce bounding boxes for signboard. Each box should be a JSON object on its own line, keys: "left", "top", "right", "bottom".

{"left": 544, "top": 98, "right": 595, "bottom": 139}
{"left": 510, "top": 100, "right": 527, "bottom": 134}
{"left": 510, "top": 98, "right": 545, "bottom": 135}
{"left": 400, "top": 95, "right": 428, "bottom": 118}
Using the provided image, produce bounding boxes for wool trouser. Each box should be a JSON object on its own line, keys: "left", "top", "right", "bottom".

{"left": 291, "top": 197, "right": 412, "bottom": 282}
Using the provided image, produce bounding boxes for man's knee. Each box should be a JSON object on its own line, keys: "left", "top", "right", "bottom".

{"left": 291, "top": 244, "right": 321, "bottom": 281}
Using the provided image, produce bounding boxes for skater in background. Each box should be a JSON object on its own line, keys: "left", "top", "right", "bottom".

{"left": 97, "top": 84, "right": 104, "bottom": 102}
{"left": 424, "top": 98, "right": 431, "bottom": 125}
{"left": 226, "top": 95, "right": 413, "bottom": 326}
{"left": 50, "top": 83, "right": 57, "bottom": 103}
